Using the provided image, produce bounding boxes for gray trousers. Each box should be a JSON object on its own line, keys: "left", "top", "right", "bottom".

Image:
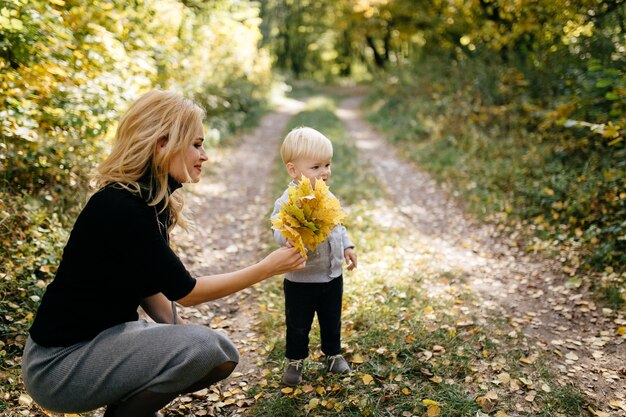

{"left": 22, "top": 321, "right": 239, "bottom": 413}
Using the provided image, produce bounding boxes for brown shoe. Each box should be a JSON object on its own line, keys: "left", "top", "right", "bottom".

{"left": 282, "top": 359, "right": 303, "bottom": 386}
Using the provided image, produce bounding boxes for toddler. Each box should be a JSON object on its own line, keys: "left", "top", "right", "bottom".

{"left": 271, "top": 127, "right": 357, "bottom": 386}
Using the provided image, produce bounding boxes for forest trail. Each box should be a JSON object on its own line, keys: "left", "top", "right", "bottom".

{"left": 162, "top": 90, "right": 624, "bottom": 416}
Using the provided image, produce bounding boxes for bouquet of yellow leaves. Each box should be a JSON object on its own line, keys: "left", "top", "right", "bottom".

{"left": 272, "top": 176, "right": 346, "bottom": 258}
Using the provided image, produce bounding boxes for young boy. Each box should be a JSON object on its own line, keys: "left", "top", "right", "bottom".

{"left": 271, "top": 126, "right": 358, "bottom": 386}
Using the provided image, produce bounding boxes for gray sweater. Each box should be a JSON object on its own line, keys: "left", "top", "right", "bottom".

{"left": 271, "top": 183, "right": 354, "bottom": 283}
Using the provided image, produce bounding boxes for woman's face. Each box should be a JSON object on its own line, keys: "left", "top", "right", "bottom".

{"left": 168, "top": 121, "right": 208, "bottom": 183}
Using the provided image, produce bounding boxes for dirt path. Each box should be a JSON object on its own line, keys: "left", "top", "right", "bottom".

{"left": 337, "top": 94, "right": 626, "bottom": 414}
{"left": 163, "top": 90, "right": 624, "bottom": 416}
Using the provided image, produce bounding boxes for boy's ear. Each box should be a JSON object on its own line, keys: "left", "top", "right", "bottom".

{"left": 286, "top": 162, "right": 298, "bottom": 179}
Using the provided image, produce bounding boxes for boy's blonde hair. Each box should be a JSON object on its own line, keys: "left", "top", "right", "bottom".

{"left": 281, "top": 127, "right": 333, "bottom": 164}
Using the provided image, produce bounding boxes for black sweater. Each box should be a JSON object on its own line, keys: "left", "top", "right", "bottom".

{"left": 29, "top": 183, "right": 197, "bottom": 347}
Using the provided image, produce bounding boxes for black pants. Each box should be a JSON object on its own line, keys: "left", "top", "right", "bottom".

{"left": 283, "top": 276, "right": 343, "bottom": 360}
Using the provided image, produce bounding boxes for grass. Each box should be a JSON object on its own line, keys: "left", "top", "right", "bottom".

{"left": 245, "top": 95, "right": 591, "bottom": 416}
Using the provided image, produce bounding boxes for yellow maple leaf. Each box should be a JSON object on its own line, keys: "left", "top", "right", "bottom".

{"left": 427, "top": 404, "right": 441, "bottom": 417}
{"left": 362, "top": 374, "right": 374, "bottom": 385}
{"left": 351, "top": 354, "right": 365, "bottom": 363}
{"left": 272, "top": 176, "right": 346, "bottom": 258}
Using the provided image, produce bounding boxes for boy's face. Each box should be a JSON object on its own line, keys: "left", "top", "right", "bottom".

{"left": 287, "top": 156, "right": 332, "bottom": 188}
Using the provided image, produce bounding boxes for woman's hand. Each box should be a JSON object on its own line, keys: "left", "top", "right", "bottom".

{"left": 261, "top": 245, "right": 306, "bottom": 276}
{"left": 177, "top": 244, "right": 305, "bottom": 307}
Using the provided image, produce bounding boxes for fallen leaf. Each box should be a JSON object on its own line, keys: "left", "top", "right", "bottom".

{"left": 616, "top": 327, "right": 625, "bottom": 336}
{"left": 427, "top": 404, "right": 441, "bottom": 417}
{"left": 18, "top": 394, "right": 33, "bottom": 407}
{"left": 588, "top": 407, "right": 612, "bottom": 417}
{"left": 351, "top": 354, "right": 365, "bottom": 364}
{"left": 518, "top": 377, "right": 533, "bottom": 388}
{"left": 281, "top": 387, "right": 293, "bottom": 394}
{"left": 423, "top": 399, "right": 439, "bottom": 406}
{"left": 362, "top": 374, "right": 374, "bottom": 385}
{"left": 485, "top": 391, "right": 498, "bottom": 400}
{"left": 476, "top": 391, "right": 498, "bottom": 412}
{"left": 497, "top": 372, "right": 511, "bottom": 385}
{"left": 519, "top": 353, "right": 538, "bottom": 364}
{"left": 191, "top": 388, "right": 208, "bottom": 398}
{"left": 430, "top": 376, "right": 443, "bottom": 384}
{"left": 608, "top": 400, "right": 626, "bottom": 411}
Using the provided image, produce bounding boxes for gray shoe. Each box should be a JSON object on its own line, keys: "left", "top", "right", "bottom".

{"left": 327, "top": 354, "right": 351, "bottom": 374}
{"left": 282, "top": 359, "right": 303, "bottom": 386}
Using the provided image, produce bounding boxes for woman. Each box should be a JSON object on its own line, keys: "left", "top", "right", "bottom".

{"left": 21, "top": 90, "right": 305, "bottom": 417}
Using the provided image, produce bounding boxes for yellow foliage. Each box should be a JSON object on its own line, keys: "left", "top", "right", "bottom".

{"left": 272, "top": 176, "right": 346, "bottom": 258}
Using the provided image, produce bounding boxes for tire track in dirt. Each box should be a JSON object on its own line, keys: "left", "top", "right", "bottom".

{"left": 337, "top": 93, "right": 625, "bottom": 414}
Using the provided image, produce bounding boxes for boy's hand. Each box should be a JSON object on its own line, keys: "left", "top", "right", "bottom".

{"left": 344, "top": 247, "right": 357, "bottom": 271}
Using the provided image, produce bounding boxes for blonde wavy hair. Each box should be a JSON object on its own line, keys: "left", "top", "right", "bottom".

{"left": 95, "top": 90, "right": 205, "bottom": 232}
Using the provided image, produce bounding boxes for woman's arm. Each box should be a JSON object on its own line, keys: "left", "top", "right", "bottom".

{"left": 177, "top": 246, "right": 305, "bottom": 307}
{"left": 141, "top": 293, "right": 185, "bottom": 324}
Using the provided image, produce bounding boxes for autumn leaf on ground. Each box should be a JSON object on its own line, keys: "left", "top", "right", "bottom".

{"left": 423, "top": 400, "right": 441, "bottom": 417}
{"left": 351, "top": 354, "right": 365, "bottom": 364}
{"left": 476, "top": 391, "right": 498, "bottom": 412}
{"left": 272, "top": 175, "right": 346, "bottom": 258}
